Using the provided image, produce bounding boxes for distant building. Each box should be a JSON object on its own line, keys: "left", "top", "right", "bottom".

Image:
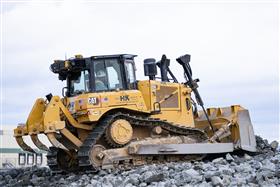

{"left": 0, "top": 125, "right": 51, "bottom": 168}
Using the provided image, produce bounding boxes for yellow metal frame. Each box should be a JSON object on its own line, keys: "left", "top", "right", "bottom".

{"left": 14, "top": 80, "right": 256, "bottom": 154}
{"left": 14, "top": 96, "right": 88, "bottom": 153}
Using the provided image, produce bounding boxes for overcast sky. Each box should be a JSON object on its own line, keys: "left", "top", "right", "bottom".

{"left": 1, "top": 0, "right": 279, "bottom": 141}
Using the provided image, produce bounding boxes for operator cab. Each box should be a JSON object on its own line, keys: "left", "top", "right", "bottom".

{"left": 50, "top": 54, "right": 137, "bottom": 96}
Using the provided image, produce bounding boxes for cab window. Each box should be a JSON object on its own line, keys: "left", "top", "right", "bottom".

{"left": 94, "top": 59, "right": 124, "bottom": 91}
{"left": 125, "top": 61, "right": 136, "bottom": 89}
{"left": 69, "top": 70, "right": 90, "bottom": 95}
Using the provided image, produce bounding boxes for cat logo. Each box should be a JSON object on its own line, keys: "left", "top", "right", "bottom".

{"left": 120, "top": 95, "right": 129, "bottom": 101}
{"left": 88, "top": 97, "right": 99, "bottom": 105}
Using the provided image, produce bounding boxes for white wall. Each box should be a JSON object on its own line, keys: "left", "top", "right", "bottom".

{"left": 0, "top": 125, "right": 49, "bottom": 168}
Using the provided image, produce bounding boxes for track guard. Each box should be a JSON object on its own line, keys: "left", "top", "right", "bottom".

{"left": 237, "top": 110, "right": 256, "bottom": 152}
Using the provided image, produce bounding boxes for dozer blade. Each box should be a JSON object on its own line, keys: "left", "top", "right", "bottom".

{"left": 47, "top": 132, "right": 68, "bottom": 151}
{"left": 195, "top": 105, "right": 257, "bottom": 152}
{"left": 15, "top": 136, "right": 35, "bottom": 153}
{"left": 31, "top": 134, "right": 49, "bottom": 151}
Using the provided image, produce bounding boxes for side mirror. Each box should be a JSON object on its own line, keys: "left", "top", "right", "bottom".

{"left": 157, "top": 55, "right": 170, "bottom": 82}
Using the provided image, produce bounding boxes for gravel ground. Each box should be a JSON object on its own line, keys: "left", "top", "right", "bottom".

{"left": 0, "top": 136, "right": 279, "bottom": 187}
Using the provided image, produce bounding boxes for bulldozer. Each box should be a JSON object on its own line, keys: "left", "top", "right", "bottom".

{"left": 14, "top": 53, "right": 256, "bottom": 172}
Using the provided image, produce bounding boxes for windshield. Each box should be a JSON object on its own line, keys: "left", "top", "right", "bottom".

{"left": 69, "top": 70, "right": 90, "bottom": 95}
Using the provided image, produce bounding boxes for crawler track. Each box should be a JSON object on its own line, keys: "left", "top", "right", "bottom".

{"left": 47, "top": 112, "right": 208, "bottom": 172}
{"left": 46, "top": 147, "right": 62, "bottom": 173}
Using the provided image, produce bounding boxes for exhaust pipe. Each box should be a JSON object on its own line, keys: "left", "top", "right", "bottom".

{"left": 144, "top": 58, "right": 157, "bottom": 80}
{"left": 157, "top": 55, "right": 169, "bottom": 82}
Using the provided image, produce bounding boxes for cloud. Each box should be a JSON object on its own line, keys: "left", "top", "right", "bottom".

{"left": 2, "top": 2, "right": 279, "bottom": 140}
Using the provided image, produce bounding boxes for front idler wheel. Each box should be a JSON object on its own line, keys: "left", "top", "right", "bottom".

{"left": 89, "top": 144, "right": 106, "bottom": 167}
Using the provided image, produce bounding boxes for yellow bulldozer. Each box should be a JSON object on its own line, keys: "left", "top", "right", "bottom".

{"left": 14, "top": 54, "right": 256, "bottom": 172}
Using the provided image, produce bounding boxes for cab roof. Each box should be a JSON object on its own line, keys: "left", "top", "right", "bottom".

{"left": 90, "top": 54, "right": 137, "bottom": 60}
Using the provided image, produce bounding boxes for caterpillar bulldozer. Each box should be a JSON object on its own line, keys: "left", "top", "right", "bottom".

{"left": 14, "top": 53, "right": 256, "bottom": 172}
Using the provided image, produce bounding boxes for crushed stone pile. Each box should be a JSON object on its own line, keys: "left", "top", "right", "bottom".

{"left": 0, "top": 136, "right": 279, "bottom": 187}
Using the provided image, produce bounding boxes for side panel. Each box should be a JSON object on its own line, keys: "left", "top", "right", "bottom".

{"left": 137, "top": 81, "right": 152, "bottom": 111}
{"left": 138, "top": 80, "right": 195, "bottom": 127}
{"left": 154, "top": 82, "right": 180, "bottom": 111}
{"left": 67, "top": 90, "right": 149, "bottom": 123}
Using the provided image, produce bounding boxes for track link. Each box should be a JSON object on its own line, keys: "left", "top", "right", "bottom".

{"left": 76, "top": 112, "right": 208, "bottom": 172}
{"left": 77, "top": 114, "right": 115, "bottom": 171}
{"left": 46, "top": 147, "right": 62, "bottom": 174}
